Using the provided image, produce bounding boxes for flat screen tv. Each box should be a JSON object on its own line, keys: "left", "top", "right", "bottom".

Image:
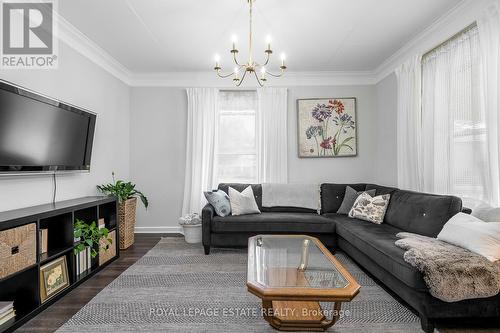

{"left": 0, "top": 81, "right": 96, "bottom": 174}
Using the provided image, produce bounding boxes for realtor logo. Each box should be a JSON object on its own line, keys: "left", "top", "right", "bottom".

{"left": 1, "top": 0, "right": 58, "bottom": 68}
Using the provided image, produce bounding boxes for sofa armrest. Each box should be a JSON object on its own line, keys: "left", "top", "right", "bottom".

{"left": 461, "top": 207, "right": 472, "bottom": 215}
{"left": 202, "top": 204, "right": 215, "bottom": 247}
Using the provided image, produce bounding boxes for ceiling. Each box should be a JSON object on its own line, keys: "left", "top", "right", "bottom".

{"left": 59, "top": 0, "right": 462, "bottom": 74}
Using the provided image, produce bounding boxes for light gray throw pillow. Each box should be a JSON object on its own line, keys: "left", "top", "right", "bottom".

{"left": 204, "top": 190, "right": 231, "bottom": 217}
{"left": 337, "top": 186, "right": 376, "bottom": 215}
{"left": 229, "top": 186, "right": 261, "bottom": 216}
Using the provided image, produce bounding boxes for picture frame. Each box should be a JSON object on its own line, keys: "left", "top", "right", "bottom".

{"left": 39, "top": 256, "right": 69, "bottom": 303}
{"left": 297, "top": 97, "right": 357, "bottom": 158}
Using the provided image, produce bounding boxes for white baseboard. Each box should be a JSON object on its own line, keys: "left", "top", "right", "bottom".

{"left": 134, "top": 226, "right": 183, "bottom": 234}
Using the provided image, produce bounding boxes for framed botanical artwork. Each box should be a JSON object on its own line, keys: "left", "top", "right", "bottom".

{"left": 297, "top": 98, "right": 357, "bottom": 158}
{"left": 40, "top": 256, "right": 69, "bottom": 302}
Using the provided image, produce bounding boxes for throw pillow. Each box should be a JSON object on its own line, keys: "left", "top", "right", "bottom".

{"left": 349, "top": 192, "right": 391, "bottom": 224}
{"left": 204, "top": 190, "right": 231, "bottom": 217}
{"left": 437, "top": 213, "right": 500, "bottom": 262}
{"left": 472, "top": 204, "right": 500, "bottom": 222}
{"left": 228, "top": 186, "right": 261, "bottom": 216}
{"left": 337, "top": 186, "right": 376, "bottom": 215}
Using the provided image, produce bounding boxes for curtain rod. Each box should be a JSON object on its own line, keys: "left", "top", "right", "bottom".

{"left": 422, "top": 22, "right": 478, "bottom": 58}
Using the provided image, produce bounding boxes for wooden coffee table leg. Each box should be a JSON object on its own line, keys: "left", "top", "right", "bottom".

{"left": 320, "top": 301, "right": 342, "bottom": 330}
{"left": 262, "top": 300, "right": 280, "bottom": 329}
{"left": 261, "top": 299, "right": 343, "bottom": 332}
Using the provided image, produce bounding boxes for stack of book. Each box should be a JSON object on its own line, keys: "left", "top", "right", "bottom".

{"left": 98, "top": 218, "right": 106, "bottom": 229}
{"left": 39, "top": 228, "right": 48, "bottom": 254}
{"left": 0, "top": 302, "right": 15, "bottom": 329}
{"left": 75, "top": 247, "right": 91, "bottom": 275}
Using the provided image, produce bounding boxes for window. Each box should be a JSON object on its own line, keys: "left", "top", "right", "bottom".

{"left": 421, "top": 25, "right": 487, "bottom": 202}
{"left": 215, "top": 91, "right": 258, "bottom": 184}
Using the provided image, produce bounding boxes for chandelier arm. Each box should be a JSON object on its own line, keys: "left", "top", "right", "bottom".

{"left": 262, "top": 52, "right": 271, "bottom": 66}
{"left": 216, "top": 69, "right": 235, "bottom": 78}
{"left": 253, "top": 70, "right": 264, "bottom": 87}
{"left": 266, "top": 69, "right": 285, "bottom": 78}
{"left": 235, "top": 69, "right": 248, "bottom": 87}
{"left": 232, "top": 52, "right": 242, "bottom": 66}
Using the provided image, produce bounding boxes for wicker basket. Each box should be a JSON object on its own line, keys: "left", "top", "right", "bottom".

{"left": 99, "top": 230, "right": 116, "bottom": 266}
{"left": 0, "top": 223, "right": 36, "bottom": 279}
{"left": 118, "top": 198, "right": 137, "bottom": 249}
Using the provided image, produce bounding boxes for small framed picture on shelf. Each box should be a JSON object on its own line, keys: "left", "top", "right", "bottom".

{"left": 40, "top": 256, "right": 69, "bottom": 303}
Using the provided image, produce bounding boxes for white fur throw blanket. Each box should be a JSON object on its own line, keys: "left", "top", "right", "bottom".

{"left": 262, "top": 183, "right": 320, "bottom": 212}
{"left": 395, "top": 232, "right": 500, "bottom": 302}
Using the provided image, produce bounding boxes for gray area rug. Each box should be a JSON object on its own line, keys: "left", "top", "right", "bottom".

{"left": 57, "top": 237, "right": 422, "bottom": 333}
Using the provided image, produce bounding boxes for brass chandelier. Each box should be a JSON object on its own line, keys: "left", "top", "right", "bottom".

{"left": 213, "top": 0, "right": 287, "bottom": 87}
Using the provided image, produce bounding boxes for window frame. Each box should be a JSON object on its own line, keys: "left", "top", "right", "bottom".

{"left": 215, "top": 92, "right": 259, "bottom": 184}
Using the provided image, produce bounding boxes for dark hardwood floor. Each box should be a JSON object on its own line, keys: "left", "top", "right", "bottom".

{"left": 16, "top": 233, "right": 176, "bottom": 333}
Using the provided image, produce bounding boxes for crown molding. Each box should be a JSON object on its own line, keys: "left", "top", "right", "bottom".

{"left": 54, "top": 12, "right": 132, "bottom": 85}
{"left": 375, "top": 0, "right": 487, "bottom": 82}
{"left": 129, "top": 70, "right": 378, "bottom": 87}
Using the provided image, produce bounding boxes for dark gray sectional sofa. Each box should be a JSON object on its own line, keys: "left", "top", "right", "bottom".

{"left": 201, "top": 183, "right": 500, "bottom": 332}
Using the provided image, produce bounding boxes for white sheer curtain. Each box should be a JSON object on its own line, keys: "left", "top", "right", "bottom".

{"left": 257, "top": 88, "right": 288, "bottom": 183}
{"left": 395, "top": 55, "right": 423, "bottom": 191}
{"left": 421, "top": 26, "right": 489, "bottom": 203}
{"left": 478, "top": 0, "right": 500, "bottom": 206}
{"left": 182, "top": 88, "right": 218, "bottom": 215}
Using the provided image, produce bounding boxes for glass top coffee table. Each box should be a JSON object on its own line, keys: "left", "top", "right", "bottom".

{"left": 247, "top": 235, "right": 360, "bottom": 331}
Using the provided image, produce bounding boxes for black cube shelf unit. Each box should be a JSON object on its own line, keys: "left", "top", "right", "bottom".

{"left": 0, "top": 197, "right": 119, "bottom": 333}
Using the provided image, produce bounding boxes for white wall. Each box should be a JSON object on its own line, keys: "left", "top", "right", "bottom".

{"left": 129, "top": 85, "right": 380, "bottom": 231}
{"left": 129, "top": 88, "right": 187, "bottom": 233}
{"left": 375, "top": 73, "right": 398, "bottom": 186}
{"left": 0, "top": 41, "right": 130, "bottom": 212}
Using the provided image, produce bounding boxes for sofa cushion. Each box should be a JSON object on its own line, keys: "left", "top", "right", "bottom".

{"left": 324, "top": 213, "right": 426, "bottom": 290}
{"left": 365, "top": 184, "right": 398, "bottom": 196}
{"left": 218, "top": 183, "right": 262, "bottom": 210}
{"left": 261, "top": 206, "right": 318, "bottom": 213}
{"left": 385, "top": 190, "right": 462, "bottom": 237}
{"left": 211, "top": 212, "right": 336, "bottom": 233}
{"left": 321, "top": 183, "right": 367, "bottom": 214}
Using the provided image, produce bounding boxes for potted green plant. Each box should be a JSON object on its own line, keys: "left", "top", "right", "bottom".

{"left": 97, "top": 172, "right": 148, "bottom": 250}
{"left": 74, "top": 219, "right": 112, "bottom": 259}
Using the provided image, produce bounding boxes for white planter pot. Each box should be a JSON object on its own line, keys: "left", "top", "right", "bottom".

{"left": 182, "top": 224, "right": 202, "bottom": 244}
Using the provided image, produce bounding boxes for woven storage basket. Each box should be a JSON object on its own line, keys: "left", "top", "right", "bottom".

{"left": 99, "top": 230, "right": 116, "bottom": 266}
{"left": 118, "top": 198, "right": 137, "bottom": 249}
{"left": 0, "top": 223, "right": 36, "bottom": 279}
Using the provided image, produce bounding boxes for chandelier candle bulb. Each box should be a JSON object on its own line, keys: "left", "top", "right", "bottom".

{"left": 231, "top": 35, "right": 238, "bottom": 50}
{"left": 214, "top": 54, "right": 220, "bottom": 68}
